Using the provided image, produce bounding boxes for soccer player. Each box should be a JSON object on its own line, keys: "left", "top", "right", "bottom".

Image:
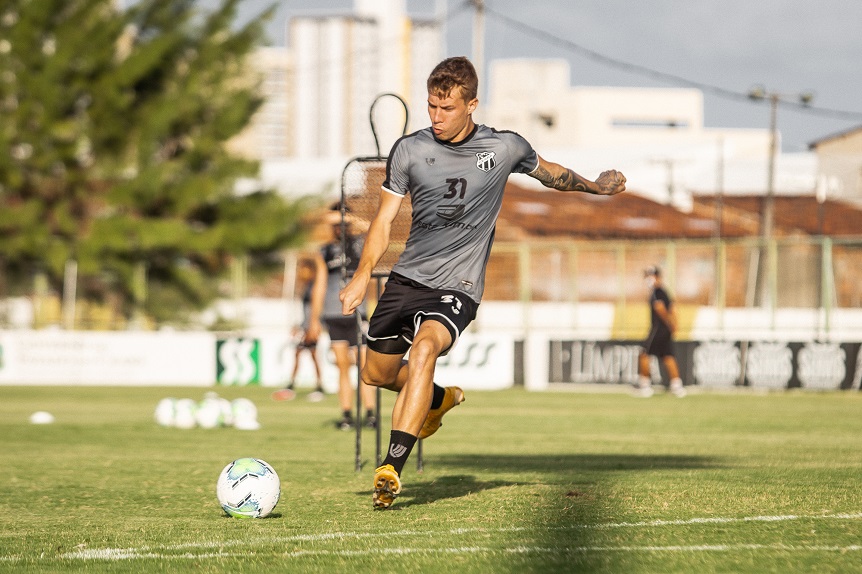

{"left": 339, "top": 56, "right": 626, "bottom": 508}
{"left": 272, "top": 259, "right": 324, "bottom": 402}
{"left": 311, "top": 211, "right": 378, "bottom": 429}
{"left": 636, "top": 265, "right": 686, "bottom": 398}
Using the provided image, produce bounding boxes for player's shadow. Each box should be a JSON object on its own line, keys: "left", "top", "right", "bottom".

{"left": 358, "top": 453, "right": 718, "bottom": 508}
{"left": 437, "top": 452, "right": 720, "bottom": 474}
{"left": 357, "top": 474, "right": 519, "bottom": 509}
{"left": 357, "top": 452, "right": 722, "bottom": 512}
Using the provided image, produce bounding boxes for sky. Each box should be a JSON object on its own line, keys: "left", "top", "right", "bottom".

{"left": 208, "top": 0, "right": 862, "bottom": 153}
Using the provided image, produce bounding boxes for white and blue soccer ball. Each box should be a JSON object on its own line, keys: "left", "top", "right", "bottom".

{"left": 216, "top": 458, "right": 280, "bottom": 518}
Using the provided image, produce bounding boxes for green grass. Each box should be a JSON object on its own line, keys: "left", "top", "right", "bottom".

{"left": 1, "top": 385, "right": 861, "bottom": 573}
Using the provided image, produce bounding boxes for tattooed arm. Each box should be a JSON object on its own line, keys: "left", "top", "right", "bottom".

{"left": 529, "top": 155, "right": 626, "bottom": 196}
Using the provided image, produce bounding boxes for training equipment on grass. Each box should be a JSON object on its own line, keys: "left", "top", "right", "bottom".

{"left": 156, "top": 394, "right": 236, "bottom": 429}
{"left": 154, "top": 395, "right": 243, "bottom": 429}
{"left": 231, "top": 398, "right": 260, "bottom": 430}
{"left": 173, "top": 398, "right": 198, "bottom": 429}
{"left": 216, "top": 457, "right": 280, "bottom": 519}
{"left": 29, "top": 411, "right": 55, "bottom": 424}
{"left": 153, "top": 397, "right": 177, "bottom": 427}
{"left": 195, "top": 396, "right": 224, "bottom": 429}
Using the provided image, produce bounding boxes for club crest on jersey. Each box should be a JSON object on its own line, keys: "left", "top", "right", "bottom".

{"left": 426, "top": 157, "right": 435, "bottom": 165}
{"left": 476, "top": 151, "right": 497, "bottom": 172}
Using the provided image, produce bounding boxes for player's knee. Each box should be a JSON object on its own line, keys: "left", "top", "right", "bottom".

{"left": 409, "top": 335, "right": 445, "bottom": 367}
{"left": 335, "top": 354, "right": 352, "bottom": 371}
{"left": 360, "top": 361, "right": 397, "bottom": 389}
{"left": 360, "top": 366, "right": 384, "bottom": 388}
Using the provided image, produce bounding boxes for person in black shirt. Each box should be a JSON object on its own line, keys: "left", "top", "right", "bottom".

{"left": 637, "top": 265, "right": 686, "bottom": 397}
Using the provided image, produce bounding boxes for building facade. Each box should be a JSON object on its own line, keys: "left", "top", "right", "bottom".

{"left": 289, "top": 0, "right": 441, "bottom": 159}
{"left": 810, "top": 126, "right": 862, "bottom": 206}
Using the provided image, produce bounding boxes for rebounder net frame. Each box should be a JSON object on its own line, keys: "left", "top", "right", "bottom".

{"left": 340, "top": 94, "right": 419, "bottom": 472}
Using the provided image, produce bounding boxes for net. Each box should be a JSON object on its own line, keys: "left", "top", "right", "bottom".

{"left": 340, "top": 157, "right": 412, "bottom": 276}
{"left": 342, "top": 93, "right": 424, "bottom": 472}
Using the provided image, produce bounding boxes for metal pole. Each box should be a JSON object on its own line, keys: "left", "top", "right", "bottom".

{"left": 376, "top": 386, "right": 382, "bottom": 468}
{"left": 757, "top": 95, "right": 779, "bottom": 308}
{"left": 714, "top": 137, "right": 725, "bottom": 241}
{"left": 374, "top": 275, "right": 384, "bottom": 468}
{"left": 821, "top": 237, "right": 833, "bottom": 339}
{"left": 748, "top": 87, "right": 813, "bottom": 308}
{"left": 354, "top": 309, "right": 363, "bottom": 472}
{"left": 62, "top": 260, "right": 77, "bottom": 330}
{"left": 472, "top": 0, "right": 485, "bottom": 101}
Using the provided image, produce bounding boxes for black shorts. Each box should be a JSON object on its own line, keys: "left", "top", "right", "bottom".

{"left": 643, "top": 327, "right": 675, "bottom": 358}
{"left": 366, "top": 273, "right": 479, "bottom": 356}
{"left": 296, "top": 337, "right": 317, "bottom": 351}
{"left": 324, "top": 316, "right": 364, "bottom": 347}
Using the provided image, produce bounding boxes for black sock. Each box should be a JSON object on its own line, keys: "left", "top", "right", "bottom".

{"left": 365, "top": 409, "right": 375, "bottom": 419}
{"left": 382, "top": 430, "right": 417, "bottom": 475}
{"left": 342, "top": 410, "right": 352, "bottom": 421}
{"left": 430, "top": 384, "right": 445, "bottom": 409}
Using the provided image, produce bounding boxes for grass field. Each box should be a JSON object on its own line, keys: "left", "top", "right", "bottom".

{"left": 1, "top": 384, "right": 861, "bottom": 573}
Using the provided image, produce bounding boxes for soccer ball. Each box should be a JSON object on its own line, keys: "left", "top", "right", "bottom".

{"left": 231, "top": 398, "right": 260, "bottom": 430}
{"left": 195, "top": 397, "right": 224, "bottom": 429}
{"left": 29, "top": 411, "right": 55, "bottom": 424}
{"left": 216, "top": 458, "right": 280, "bottom": 518}
{"left": 154, "top": 397, "right": 177, "bottom": 427}
{"left": 173, "top": 398, "right": 198, "bottom": 429}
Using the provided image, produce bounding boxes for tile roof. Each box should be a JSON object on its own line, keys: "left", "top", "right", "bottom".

{"left": 499, "top": 181, "right": 862, "bottom": 239}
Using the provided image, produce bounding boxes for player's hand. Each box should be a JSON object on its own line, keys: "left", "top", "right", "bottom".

{"left": 339, "top": 275, "right": 368, "bottom": 316}
{"left": 306, "top": 319, "right": 321, "bottom": 342}
{"left": 595, "top": 170, "right": 626, "bottom": 195}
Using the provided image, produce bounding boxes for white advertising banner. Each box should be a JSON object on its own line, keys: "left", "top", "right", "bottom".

{"left": 252, "top": 332, "right": 516, "bottom": 391}
{"left": 253, "top": 333, "right": 344, "bottom": 392}
{"left": 433, "top": 333, "right": 515, "bottom": 390}
{"left": 0, "top": 331, "right": 216, "bottom": 386}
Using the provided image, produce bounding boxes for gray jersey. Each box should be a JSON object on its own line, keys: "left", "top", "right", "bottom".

{"left": 383, "top": 124, "right": 538, "bottom": 302}
{"left": 321, "top": 236, "right": 366, "bottom": 319}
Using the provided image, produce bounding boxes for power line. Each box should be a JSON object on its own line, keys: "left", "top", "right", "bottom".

{"left": 476, "top": 3, "right": 862, "bottom": 122}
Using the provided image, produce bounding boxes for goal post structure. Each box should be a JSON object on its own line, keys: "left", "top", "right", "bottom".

{"left": 338, "top": 93, "right": 423, "bottom": 472}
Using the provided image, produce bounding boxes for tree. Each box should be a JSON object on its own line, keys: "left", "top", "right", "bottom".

{"left": 0, "top": 0, "right": 307, "bottom": 326}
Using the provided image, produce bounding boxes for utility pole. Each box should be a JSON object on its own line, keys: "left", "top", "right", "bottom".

{"left": 471, "top": 0, "right": 485, "bottom": 100}
{"left": 649, "top": 157, "right": 690, "bottom": 206}
{"left": 748, "top": 87, "right": 814, "bottom": 308}
{"left": 714, "top": 137, "right": 725, "bottom": 240}
{"left": 436, "top": 0, "right": 447, "bottom": 57}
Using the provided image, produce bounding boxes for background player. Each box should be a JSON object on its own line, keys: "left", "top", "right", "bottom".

{"left": 339, "top": 56, "right": 626, "bottom": 508}
{"left": 272, "top": 258, "right": 324, "bottom": 401}
{"left": 636, "top": 265, "right": 687, "bottom": 398}
{"left": 311, "top": 210, "right": 377, "bottom": 429}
